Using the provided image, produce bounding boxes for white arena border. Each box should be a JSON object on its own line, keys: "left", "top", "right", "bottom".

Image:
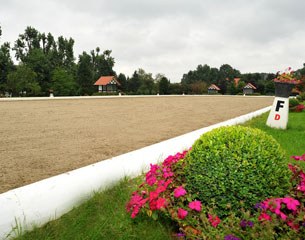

{"left": 0, "top": 104, "right": 271, "bottom": 239}
{"left": 0, "top": 94, "right": 273, "bottom": 102}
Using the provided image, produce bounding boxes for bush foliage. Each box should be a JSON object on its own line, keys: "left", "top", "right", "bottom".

{"left": 183, "top": 126, "right": 291, "bottom": 217}
{"left": 289, "top": 98, "right": 300, "bottom": 108}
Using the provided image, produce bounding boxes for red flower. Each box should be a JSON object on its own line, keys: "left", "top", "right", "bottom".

{"left": 282, "top": 197, "right": 300, "bottom": 211}
{"left": 292, "top": 154, "right": 305, "bottom": 161}
{"left": 173, "top": 186, "right": 187, "bottom": 198}
{"left": 189, "top": 200, "right": 202, "bottom": 212}
{"left": 177, "top": 208, "right": 188, "bottom": 219}
{"left": 156, "top": 197, "right": 167, "bottom": 209}
{"left": 258, "top": 213, "right": 272, "bottom": 222}
{"left": 208, "top": 214, "right": 221, "bottom": 227}
{"left": 126, "top": 192, "right": 148, "bottom": 218}
{"left": 287, "top": 220, "right": 300, "bottom": 230}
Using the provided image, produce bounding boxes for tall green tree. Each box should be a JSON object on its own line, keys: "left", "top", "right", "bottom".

{"left": 117, "top": 73, "right": 127, "bottom": 92}
{"left": 7, "top": 64, "right": 40, "bottom": 96}
{"left": 128, "top": 71, "right": 141, "bottom": 94}
{"left": 77, "top": 51, "right": 94, "bottom": 95}
{"left": 51, "top": 67, "right": 76, "bottom": 96}
{"left": 158, "top": 76, "right": 170, "bottom": 94}
{"left": 91, "top": 47, "right": 115, "bottom": 81}
{"left": 0, "top": 29, "right": 14, "bottom": 92}
{"left": 13, "top": 26, "right": 76, "bottom": 95}
{"left": 137, "top": 68, "right": 155, "bottom": 94}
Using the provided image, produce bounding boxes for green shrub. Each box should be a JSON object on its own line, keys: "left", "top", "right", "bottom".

{"left": 183, "top": 126, "right": 291, "bottom": 217}
{"left": 297, "top": 92, "right": 305, "bottom": 102}
{"left": 289, "top": 98, "right": 299, "bottom": 108}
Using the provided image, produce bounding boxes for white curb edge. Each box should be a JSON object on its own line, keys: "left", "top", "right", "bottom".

{"left": 0, "top": 106, "right": 271, "bottom": 239}
{"left": 0, "top": 94, "right": 272, "bottom": 102}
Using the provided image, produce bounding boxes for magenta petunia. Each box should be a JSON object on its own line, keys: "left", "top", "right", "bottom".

{"left": 173, "top": 186, "right": 187, "bottom": 198}
{"left": 208, "top": 214, "right": 221, "bottom": 227}
{"left": 282, "top": 197, "right": 300, "bottom": 211}
{"left": 291, "top": 154, "right": 305, "bottom": 161}
{"left": 188, "top": 200, "right": 202, "bottom": 212}
{"left": 156, "top": 197, "right": 167, "bottom": 209}
{"left": 258, "top": 213, "right": 272, "bottom": 221}
{"left": 177, "top": 208, "right": 188, "bottom": 219}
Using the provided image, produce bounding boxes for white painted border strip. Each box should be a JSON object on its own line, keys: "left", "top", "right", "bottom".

{"left": 0, "top": 94, "right": 272, "bottom": 102}
{"left": 0, "top": 106, "right": 271, "bottom": 239}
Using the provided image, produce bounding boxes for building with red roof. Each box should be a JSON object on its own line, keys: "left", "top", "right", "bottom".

{"left": 94, "top": 76, "right": 121, "bottom": 93}
{"left": 243, "top": 83, "right": 257, "bottom": 95}
{"left": 207, "top": 84, "right": 221, "bottom": 94}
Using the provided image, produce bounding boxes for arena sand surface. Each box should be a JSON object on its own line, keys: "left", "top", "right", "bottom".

{"left": 0, "top": 96, "right": 273, "bottom": 193}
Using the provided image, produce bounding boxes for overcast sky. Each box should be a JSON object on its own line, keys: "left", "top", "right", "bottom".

{"left": 1, "top": 0, "right": 305, "bottom": 82}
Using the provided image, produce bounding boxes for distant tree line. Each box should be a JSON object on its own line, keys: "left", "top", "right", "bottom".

{"left": 1, "top": 25, "right": 305, "bottom": 97}
{"left": 0, "top": 26, "right": 116, "bottom": 96}
{"left": 181, "top": 64, "right": 279, "bottom": 95}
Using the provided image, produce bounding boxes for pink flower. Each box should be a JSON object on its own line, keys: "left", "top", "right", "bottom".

{"left": 258, "top": 213, "right": 271, "bottom": 221}
{"left": 291, "top": 154, "right": 305, "bottom": 161}
{"left": 126, "top": 192, "right": 148, "bottom": 218}
{"left": 156, "top": 198, "right": 167, "bottom": 209}
{"left": 189, "top": 200, "right": 202, "bottom": 212}
{"left": 287, "top": 220, "right": 300, "bottom": 230}
{"left": 288, "top": 163, "right": 297, "bottom": 173}
{"left": 163, "top": 166, "right": 174, "bottom": 178}
{"left": 145, "top": 164, "right": 160, "bottom": 185}
{"left": 282, "top": 197, "right": 300, "bottom": 211}
{"left": 149, "top": 163, "right": 160, "bottom": 173}
{"left": 156, "top": 185, "right": 166, "bottom": 194}
{"left": 173, "top": 186, "right": 187, "bottom": 198}
{"left": 162, "top": 155, "right": 176, "bottom": 167}
{"left": 279, "top": 212, "right": 287, "bottom": 220}
{"left": 145, "top": 174, "right": 157, "bottom": 186}
{"left": 177, "top": 208, "right": 188, "bottom": 219}
{"left": 208, "top": 214, "right": 221, "bottom": 227}
{"left": 149, "top": 191, "right": 159, "bottom": 200}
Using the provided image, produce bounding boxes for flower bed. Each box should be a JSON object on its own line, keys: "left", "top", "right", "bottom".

{"left": 126, "top": 129, "right": 305, "bottom": 239}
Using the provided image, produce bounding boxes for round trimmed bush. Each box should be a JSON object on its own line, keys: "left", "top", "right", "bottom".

{"left": 183, "top": 126, "right": 291, "bottom": 217}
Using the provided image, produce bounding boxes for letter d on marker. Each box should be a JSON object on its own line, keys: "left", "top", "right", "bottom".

{"left": 274, "top": 114, "right": 281, "bottom": 120}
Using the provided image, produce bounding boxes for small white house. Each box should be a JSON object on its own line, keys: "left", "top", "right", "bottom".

{"left": 243, "top": 83, "right": 257, "bottom": 95}
{"left": 94, "top": 76, "right": 121, "bottom": 93}
{"left": 208, "top": 84, "right": 221, "bottom": 94}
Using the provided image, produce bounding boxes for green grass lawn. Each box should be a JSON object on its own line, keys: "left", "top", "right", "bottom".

{"left": 243, "top": 111, "right": 305, "bottom": 163}
{"left": 13, "top": 111, "right": 305, "bottom": 240}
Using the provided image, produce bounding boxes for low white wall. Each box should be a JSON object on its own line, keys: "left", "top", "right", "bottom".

{"left": 0, "top": 106, "right": 271, "bottom": 239}
{"left": 0, "top": 94, "right": 272, "bottom": 102}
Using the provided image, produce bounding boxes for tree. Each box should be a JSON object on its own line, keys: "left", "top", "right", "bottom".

{"left": 236, "top": 81, "right": 246, "bottom": 94}
{"left": 0, "top": 42, "right": 14, "bottom": 92}
{"left": 91, "top": 47, "right": 115, "bottom": 80}
{"left": 128, "top": 71, "right": 141, "bottom": 94}
{"left": 189, "top": 81, "right": 207, "bottom": 94}
{"left": 13, "top": 26, "right": 41, "bottom": 61}
{"left": 13, "top": 26, "right": 77, "bottom": 94}
{"left": 77, "top": 51, "right": 94, "bottom": 95}
{"left": 219, "top": 64, "right": 240, "bottom": 81}
{"left": 117, "top": 73, "right": 127, "bottom": 92}
{"left": 0, "top": 26, "right": 15, "bottom": 93}
{"left": 158, "top": 76, "right": 170, "bottom": 94}
{"left": 25, "top": 48, "right": 51, "bottom": 93}
{"left": 137, "top": 68, "right": 155, "bottom": 94}
{"left": 76, "top": 48, "right": 116, "bottom": 95}
{"left": 7, "top": 64, "right": 40, "bottom": 96}
{"left": 265, "top": 80, "right": 275, "bottom": 95}
{"left": 51, "top": 67, "right": 76, "bottom": 96}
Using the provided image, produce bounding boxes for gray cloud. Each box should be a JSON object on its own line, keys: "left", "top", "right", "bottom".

{"left": 1, "top": 0, "right": 305, "bottom": 82}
